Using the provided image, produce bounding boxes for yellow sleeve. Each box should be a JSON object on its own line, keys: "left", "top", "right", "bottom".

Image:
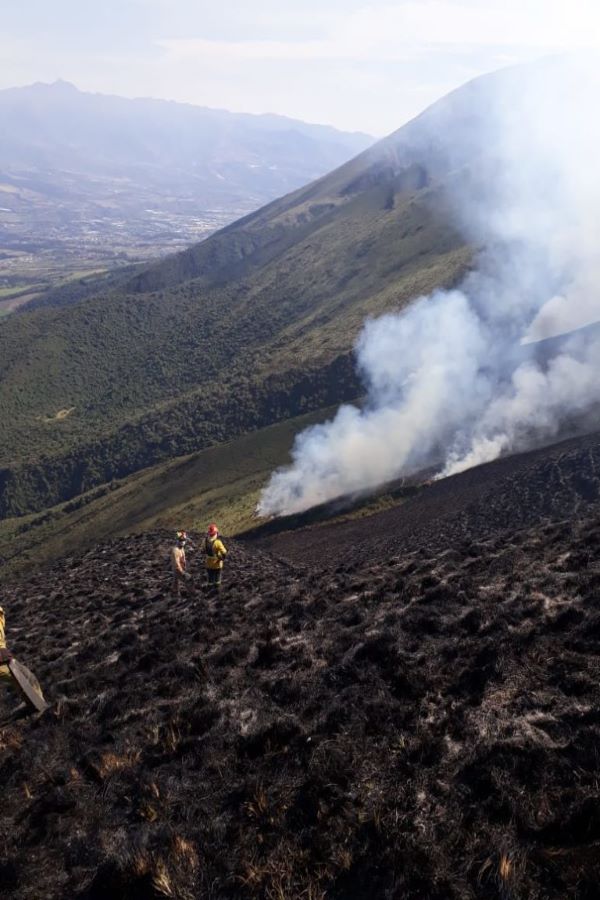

{"left": 216, "top": 540, "right": 227, "bottom": 557}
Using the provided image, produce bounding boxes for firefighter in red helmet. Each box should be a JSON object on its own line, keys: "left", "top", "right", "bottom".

{"left": 204, "top": 524, "right": 227, "bottom": 595}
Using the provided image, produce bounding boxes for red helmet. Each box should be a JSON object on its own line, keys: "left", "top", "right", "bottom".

{"left": 207, "top": 523, "right": 218, "bottom": 536}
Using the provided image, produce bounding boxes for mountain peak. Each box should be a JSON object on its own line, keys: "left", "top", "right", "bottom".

{"left": 32, "top": 79, "right": 79, "bottom": 94}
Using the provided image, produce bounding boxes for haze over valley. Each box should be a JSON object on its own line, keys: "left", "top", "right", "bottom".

{"left": 0, "top": 80, "right": 372, "bottom": 314}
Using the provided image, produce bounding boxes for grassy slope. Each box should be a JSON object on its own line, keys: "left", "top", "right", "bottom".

{"left": 0, "top": 406, "right": 339, "bottom": 579}
{"left": 0, "top": 188, "right": 467, "bottom": 463}
{"left": 0, "top": 190, "right": 469, "bottom": 519}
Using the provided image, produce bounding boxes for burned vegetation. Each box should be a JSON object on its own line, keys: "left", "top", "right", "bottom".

{"left": 3, "top": 437, "right": 600, "bottom": 898}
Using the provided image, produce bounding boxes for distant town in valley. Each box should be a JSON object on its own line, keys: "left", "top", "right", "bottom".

{"left": 0, "top": 184, "right": 251, "bottom": 315}
{"left": 0, "top": 80, "right": 373, "bottom": 315}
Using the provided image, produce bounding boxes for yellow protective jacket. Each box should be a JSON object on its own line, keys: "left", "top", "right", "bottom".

{"left": 205, "top": 536, "right": 227, "bottom": 570}
{"left": 0, "top": 606, "right": 12, "bottom": 684}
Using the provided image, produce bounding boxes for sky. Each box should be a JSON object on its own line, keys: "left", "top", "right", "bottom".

{"left": 2, "top": 0, "right": 600, "bottom": 135}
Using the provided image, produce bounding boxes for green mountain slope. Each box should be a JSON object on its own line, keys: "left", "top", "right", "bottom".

{"left": 0, "top": 66, "right": 501, "bottom": 520}
{"left": 0, "top": 406, "right": 339, "bottom": 579}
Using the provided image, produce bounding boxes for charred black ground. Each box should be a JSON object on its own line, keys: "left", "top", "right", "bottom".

{"left": 251, "top": 428, "right": 600, "bottom": 567}
{"left": 3, "top": 433, "right": 600, "bottom": 898}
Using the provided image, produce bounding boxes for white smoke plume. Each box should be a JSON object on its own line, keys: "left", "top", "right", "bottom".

{"left": 259, "top": 55, "right": 600, "bottom": 517}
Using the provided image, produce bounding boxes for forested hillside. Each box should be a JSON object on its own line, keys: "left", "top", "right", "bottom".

{"left": 3, "top": 62, "right": 540, "bottom": 522}
{"left": 0, "top": 79, "right": 477, "bottom": 517}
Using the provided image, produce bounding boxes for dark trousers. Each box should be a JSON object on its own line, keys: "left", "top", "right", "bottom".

{"left": 206, "top": 568, "right": 222, "bottom": 593}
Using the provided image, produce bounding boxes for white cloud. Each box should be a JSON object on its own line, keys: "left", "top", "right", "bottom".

{"left": 2, "top": 0, "right": 600, "bottom": 133}
{"left": 158, "top": 0, "right": 600, "bottom": 64}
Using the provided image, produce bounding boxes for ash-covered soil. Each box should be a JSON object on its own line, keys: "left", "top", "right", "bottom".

{"left": 255, "top": 429, "right": 600, "bottom": 568}
{"left": 3, "top": 437, "right": 600, "bottom": 898}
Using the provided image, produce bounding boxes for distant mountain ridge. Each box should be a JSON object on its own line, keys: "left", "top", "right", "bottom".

{"left": 0, "top": 80, "right": 374, "bottom": 300}
{"left": 0, "top": 80, "right": 373, "bottom": 215}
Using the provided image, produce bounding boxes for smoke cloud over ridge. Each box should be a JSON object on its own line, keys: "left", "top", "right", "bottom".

{"left": 259, "top": 55, "right": 600, "bottom": 517}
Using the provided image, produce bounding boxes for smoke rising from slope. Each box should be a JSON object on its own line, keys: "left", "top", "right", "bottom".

{"left": 259, "top": 56, "right": 600, "bottom": 517}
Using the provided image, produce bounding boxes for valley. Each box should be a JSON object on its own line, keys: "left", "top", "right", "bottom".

{"left": 0, "top": 80, "right": 373, "bottom": 314}
{"left": 0, "top": 198, "right": 239, "bottom": 316}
